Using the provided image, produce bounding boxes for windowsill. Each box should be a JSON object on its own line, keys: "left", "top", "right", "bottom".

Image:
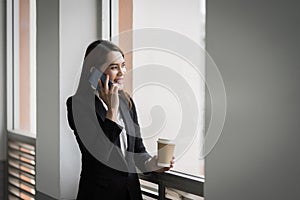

{"left": 166, "top": 170, "right": 205, "bottom": 182}
{"left": 7, "top": 129, "right": 36, "bottom": 139}
{"left": 139, "top": 169, "right": 204, "bottom": 198}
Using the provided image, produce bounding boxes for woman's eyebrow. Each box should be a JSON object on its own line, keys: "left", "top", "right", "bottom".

{"left": 109, "top": 62, "right": 125, "bottom": 66}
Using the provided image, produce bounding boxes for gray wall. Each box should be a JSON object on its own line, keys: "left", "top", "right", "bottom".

{"left": 205, "top": 0, "right": 300, "bottom": 199}
{"left": 36, "top": 0, "right": 60, "bottom": 198}
{"left": 0, "top": 0, "right": 6, "bottom": 198}
{"left": 0, "top": 0, "right": 6, "bottom": 161}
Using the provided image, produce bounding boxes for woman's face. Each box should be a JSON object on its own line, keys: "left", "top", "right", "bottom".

{"left": 101, "top": 51, "right": 126, "bottom": 88}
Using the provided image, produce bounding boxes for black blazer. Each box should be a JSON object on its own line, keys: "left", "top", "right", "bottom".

{"left": 66, "top": 92, "right": 151, "bottom": 200}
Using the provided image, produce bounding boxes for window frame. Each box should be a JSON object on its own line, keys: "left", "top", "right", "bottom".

{"left": 6, "top": 0, "right": 37, "bottom": 137}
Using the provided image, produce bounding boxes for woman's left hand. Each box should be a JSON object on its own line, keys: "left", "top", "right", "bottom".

{"left": 156, "top": 156, "right": 175, "bottom": 173}
{"left": 146, "top": 156, "right": 175, "bottom": 173}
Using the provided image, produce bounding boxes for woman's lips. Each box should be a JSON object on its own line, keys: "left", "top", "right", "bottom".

{"left": 114, "top": 79, "right": 124, "bottom": 84}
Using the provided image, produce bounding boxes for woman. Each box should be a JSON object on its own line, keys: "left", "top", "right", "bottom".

{"left": 66, "top": 40, "right": 174, "bottom": 200}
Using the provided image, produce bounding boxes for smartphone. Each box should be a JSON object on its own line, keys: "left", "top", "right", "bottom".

{"left": 89, "top": 68, "right": 113, "bottom": 91}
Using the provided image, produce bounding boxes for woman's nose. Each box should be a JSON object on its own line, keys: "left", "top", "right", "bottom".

{"left": 117, "top": 66, "right": 126, "bottom": 75}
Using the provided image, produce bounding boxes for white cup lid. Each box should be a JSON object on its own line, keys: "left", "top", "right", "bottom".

{"left": 157, "top": 138, "right": 175, "bottom": 144}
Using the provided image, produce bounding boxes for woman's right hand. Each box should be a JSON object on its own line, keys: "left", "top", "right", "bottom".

{"left": 98, "top": 75, "right": 119, "bottom": 122}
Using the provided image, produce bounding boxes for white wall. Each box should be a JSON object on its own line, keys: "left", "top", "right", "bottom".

{"left": 36, "top": 0, "right": 99, "bottom": 199}
{"left": 0, "top": 0, "right": 7, "bottom": 161}
{"left": 59, "top": 0, "right": 99, "bottom": 198}
{"left": 205, "top": 0, "right": 300, "bottom": 199}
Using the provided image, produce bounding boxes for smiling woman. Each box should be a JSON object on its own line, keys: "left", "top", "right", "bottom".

{"left": 102, "top": 51, "right": 126, "bottom": 89}
{"left": 67, "top": 40, "right": 174, "bottom": 200}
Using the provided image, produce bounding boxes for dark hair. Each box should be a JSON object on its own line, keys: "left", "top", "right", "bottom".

{"left": 84, "top": 40, "right": 124, "bottom": 59}
{"left": 84, "top": 40, "right": 102, "bottom": 59}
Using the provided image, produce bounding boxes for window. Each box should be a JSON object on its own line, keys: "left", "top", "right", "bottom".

{"left": 7, "top": 0, "right": 36, "bottom": 136}
{"left": 106, "top": 0, "right": 205, "bottom": 178}
{"left": 7, "top": 0, "right": 37, "bottom": 198}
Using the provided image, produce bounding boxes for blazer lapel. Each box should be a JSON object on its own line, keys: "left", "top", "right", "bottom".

{"left": 94, "top": 95, "right": 129, "bottom": 167}
{"left": 118, "top": 94, "right": 137, "bottom": 172}
{"left": 118, "top": 94, "right": 135, "bottom": 153}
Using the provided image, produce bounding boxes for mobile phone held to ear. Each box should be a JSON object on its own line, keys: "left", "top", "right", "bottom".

{"left": 89, "top": 68, "right": 113, "bottom": 91}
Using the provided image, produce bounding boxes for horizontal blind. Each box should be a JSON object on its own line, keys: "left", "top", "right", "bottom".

{"left": 7, "top": 139, "right": 36, "bottom": 200}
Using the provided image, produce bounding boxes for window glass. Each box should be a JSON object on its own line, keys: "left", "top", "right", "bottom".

{"left": 9, "top": 0, "right": 36, "bottom": 135}
{"left": 109, "top": 0, "right": 205, "bottom": 177}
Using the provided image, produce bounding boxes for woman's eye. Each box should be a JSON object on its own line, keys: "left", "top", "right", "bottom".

{"left": 109, "top": 64, "right": 125, "bottom": 70}
{"left": 110, "top": 65, "right": 118, "bottom": 69}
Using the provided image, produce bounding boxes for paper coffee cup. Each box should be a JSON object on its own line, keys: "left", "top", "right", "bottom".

{"left": 157, "top": 138, "right": 175, "bottom": 167}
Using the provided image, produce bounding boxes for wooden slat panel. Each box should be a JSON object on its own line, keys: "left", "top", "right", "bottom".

{"left": 7, "top": 134, "right": 36, "bottom": 199}
{"left": 8, "top": 160, "right": 35, "bottom": 176}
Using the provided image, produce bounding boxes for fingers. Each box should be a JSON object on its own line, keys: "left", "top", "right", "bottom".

{"left": 167, "top": 157, "right": 175, "bottom": 169}
{"left": 98, "top": 74, "right": 109, "bottom": 92}
{"left": 111, "top": 84, "right": 119, "bottom": 93}
{"left": 102, "top": 74, "right": 120, "bottom": 93}
{"left": 104, "top": 74, "right": 109, "bottom": 91}
{"left": 98, "top": 75, "right": 117, "bottom": 94}
{"left": 98, "top": 79, "right": 103, "bottom": 92}
{"left": 154, "top": 156, "right": 175, "bottom": 173}
{"left": 97, "top": 74, "right": 119, "bottom": 110}
{"left": 163, "top": 167, "right": 170, "bottom": 171}
{"left": 97, "top": 74, "right": 109, "bottom": 91}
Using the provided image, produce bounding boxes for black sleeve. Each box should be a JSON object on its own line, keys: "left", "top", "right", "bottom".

{"left": 96, "top": 115, "right": 123, "bottom": 144}
{"left": 130, "top": 98, "right": 152, "bottom": 172}
{"left": 66, "top": 97, "right": 76, "bottom": 131}
{"left": 66, "top": 96, "right": 122, "bottom": 161}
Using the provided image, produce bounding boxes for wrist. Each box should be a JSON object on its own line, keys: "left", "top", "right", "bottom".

{"left": 106, "top": 109, "right": 118, "bottom": 122}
